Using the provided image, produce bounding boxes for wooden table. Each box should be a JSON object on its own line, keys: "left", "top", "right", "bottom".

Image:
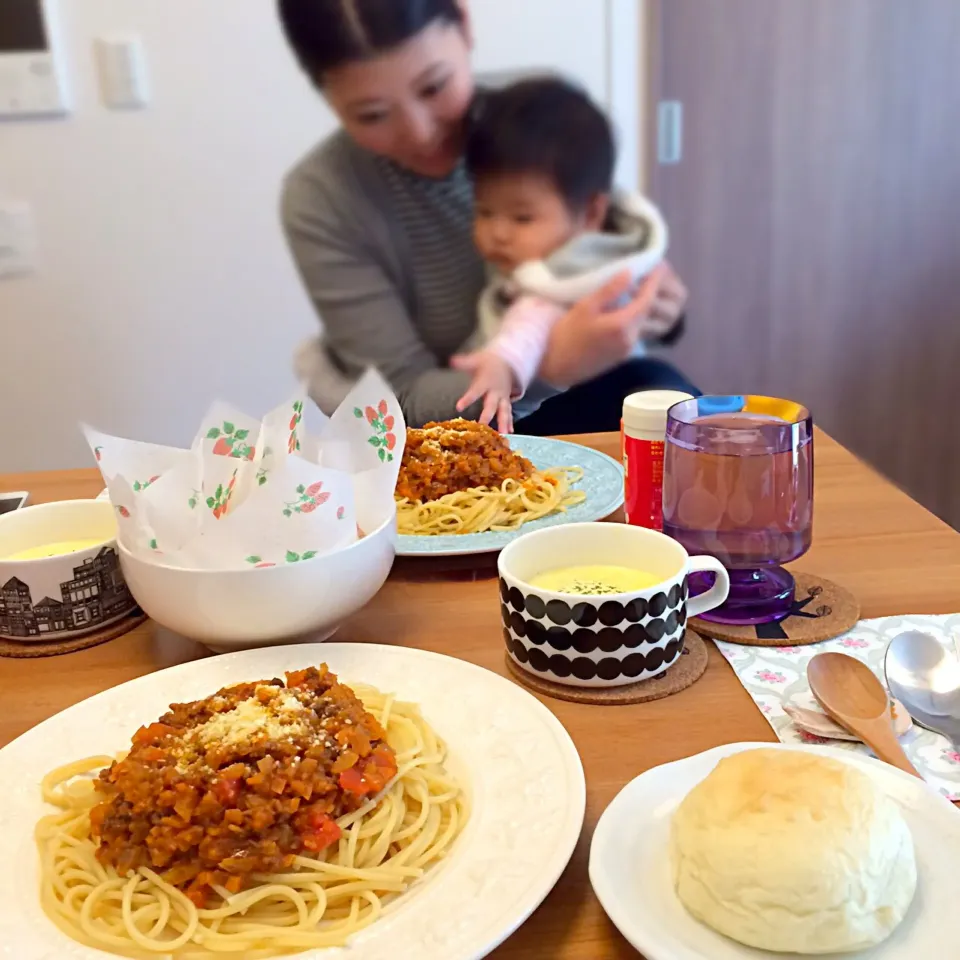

{"left": 2, "top": 432, "right": 959, "bottom": 959}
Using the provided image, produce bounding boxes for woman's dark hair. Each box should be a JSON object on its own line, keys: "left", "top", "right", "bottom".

{"left": 278, "top": 0, "right": 465, "bottom": 80}
{"left": 465, "top": 77, "right": 615, "bottom": 211}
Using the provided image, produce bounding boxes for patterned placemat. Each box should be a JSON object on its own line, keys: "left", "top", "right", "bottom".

{"left": 0, "top": 610, "right": 147, "bottom": 659}
{"left": 716, "top": 613, "right": 960, "bottom": 803}
{"left": 505, "top": 630, "right": 708, "bottom": 705}
{"left": 692, "top": 573, "right": 860, "bottom": 646}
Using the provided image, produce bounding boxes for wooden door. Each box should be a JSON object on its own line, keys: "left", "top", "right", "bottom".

{"left": 649, "top": 0, "right": 960, "bottom": 529}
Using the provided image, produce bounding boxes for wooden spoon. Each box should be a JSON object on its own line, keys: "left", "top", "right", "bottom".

{"left": 807, "top": 652, "right": 921, "bottom": 778}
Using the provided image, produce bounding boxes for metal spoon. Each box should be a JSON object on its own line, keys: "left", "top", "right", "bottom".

{"left": 808, "top": 652, "right": 921, "bottom": 778}
{"left": 884, "top": 629, "right": 960, "bottom": 746}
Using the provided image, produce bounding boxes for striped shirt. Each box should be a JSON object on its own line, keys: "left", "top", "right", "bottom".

{"left": 373, "top": 155, "right": 482, "bottom": 362}
{"left": 283, "top": 131, "right": 495, "bottom": 425}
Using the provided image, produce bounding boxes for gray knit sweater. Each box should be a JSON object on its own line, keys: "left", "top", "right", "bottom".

{"left": 284, "top": 131, "right": 566, "bottom": 425}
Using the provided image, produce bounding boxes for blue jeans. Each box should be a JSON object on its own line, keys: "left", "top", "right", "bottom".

{"left": 514, "top": 357, "right": 701, "bottom": 436}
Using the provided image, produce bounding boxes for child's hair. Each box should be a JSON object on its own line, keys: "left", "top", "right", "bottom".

{"left": 466, "top": 77, "right": 615, "bottom": 211}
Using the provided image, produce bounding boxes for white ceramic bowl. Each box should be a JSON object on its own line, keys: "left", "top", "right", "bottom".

{"left": 118, "top": 507, "right": 397, "bottom": 651}
{"left": 498, "top": 522, "right": 730, "bottom": 688}
{"left": 0, "top": 500, "right": 137, "bottom": 643}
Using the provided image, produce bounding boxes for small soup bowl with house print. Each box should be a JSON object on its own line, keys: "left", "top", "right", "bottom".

{"left": 0, "top": 500, "right": 137, "bottom": 644}
{"left": 498, "top": 523, "right": 730, "bottom": 688}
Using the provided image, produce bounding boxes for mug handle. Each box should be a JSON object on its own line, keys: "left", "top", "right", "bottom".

{"left": 685, "top": 557, "right": 731, "bottom": 619}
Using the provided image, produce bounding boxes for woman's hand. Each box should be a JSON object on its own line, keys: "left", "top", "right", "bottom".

{"left": 538, "top": 265, "right": 666, "bottom": 388}
{"left": 645, "top": 261, "right": 688, "bottom": 340}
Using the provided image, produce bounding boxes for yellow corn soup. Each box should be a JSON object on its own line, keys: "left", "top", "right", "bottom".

{"left": 529, "top": 564, "right": 662, "bottom": 596}
{"left": 4, "top": 538, "right": 106, "bottom": 561}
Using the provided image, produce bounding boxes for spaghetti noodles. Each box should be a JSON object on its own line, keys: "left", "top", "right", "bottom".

{"left": 397, "top": 467, "right": 585, "bottom": 536}
{"left": 396, "top": 419, "right": 586, "bottom": 536}
{"left": 35, "top": 673, "right": 467, "bottom": 958}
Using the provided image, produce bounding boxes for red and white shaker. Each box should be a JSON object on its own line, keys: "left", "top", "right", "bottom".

{"left": 621, "top": 390, "right": 693, "bottom": 530}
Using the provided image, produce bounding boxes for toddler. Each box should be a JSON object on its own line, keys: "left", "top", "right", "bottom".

{"left": 454, "top": 77, "right": 668, "bottom": 432}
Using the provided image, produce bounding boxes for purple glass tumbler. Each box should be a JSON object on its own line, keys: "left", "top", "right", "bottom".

{"left": 662, "top": 396, "right": 814, "bottom": 625}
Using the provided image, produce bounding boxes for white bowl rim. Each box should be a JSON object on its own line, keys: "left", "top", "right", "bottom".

{"left": 497, "top": 521, "right": 689, "bottom": 602}
{"left": 0, "top": 498, "right": 117, "bottom": 565}
{"left": 117, "top": 504, "right": 397, "bottom": 575}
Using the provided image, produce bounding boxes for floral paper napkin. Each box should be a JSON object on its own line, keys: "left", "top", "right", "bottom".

{"left": 83, "top": 369, "right": 404, "bottom": 570}
{"left": 715, "top": 614, "right": 960, "bottom": 802}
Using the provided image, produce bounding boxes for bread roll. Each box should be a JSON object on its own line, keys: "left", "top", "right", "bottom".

{"left": 670, "top": 749, "right": 916, "bottom": 954}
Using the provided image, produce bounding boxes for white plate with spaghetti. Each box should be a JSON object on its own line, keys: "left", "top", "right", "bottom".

{"left": 0, "top": 643, "right": 585, "bottom": 960}
{"left": 396, "top": 433, "right": 624, "bottom": 557}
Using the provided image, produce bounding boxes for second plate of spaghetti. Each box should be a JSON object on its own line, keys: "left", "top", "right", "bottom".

{"left": 396, "top": 425, "right": 624, "bottom": 557}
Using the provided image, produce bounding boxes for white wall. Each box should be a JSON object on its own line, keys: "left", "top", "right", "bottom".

{"left": 0, "top": 0, "right": 641, "bottom": 472}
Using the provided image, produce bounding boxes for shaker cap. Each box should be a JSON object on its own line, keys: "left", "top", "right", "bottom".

{"left": 622, "top": 390, "right": 693, "bottom": 439}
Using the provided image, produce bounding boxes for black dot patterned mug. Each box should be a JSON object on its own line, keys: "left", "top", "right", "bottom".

{"left": 498, "top": 522, "right": 730, "bottom": 688}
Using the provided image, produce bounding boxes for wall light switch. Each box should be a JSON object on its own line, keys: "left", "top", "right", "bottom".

{"left": 95, "top": 35, "right": 150, "bottom": 109}
{"left": 0, "top": 202, "right": 37, "bottom": 278}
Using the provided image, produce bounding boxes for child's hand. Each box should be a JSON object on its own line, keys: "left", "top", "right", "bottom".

{"left": 451, "top": 352, "right": 515, "bottom": 433}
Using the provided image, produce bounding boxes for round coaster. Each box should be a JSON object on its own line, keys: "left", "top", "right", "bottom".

{"left": 504, "top": 630, "right": 708, "bottom": 705}
{"left": 0, "top": 610, "right": 147, "bottom": 659}
{"left": 691, "top": 572, "right": 860, "bottom": 647}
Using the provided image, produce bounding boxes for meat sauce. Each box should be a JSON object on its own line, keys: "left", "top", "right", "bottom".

{"left": 396, "top": 418, "right": 535, "bottom": 503}
{"left": 90, "top": 665, "right": 397, "bottom": 907}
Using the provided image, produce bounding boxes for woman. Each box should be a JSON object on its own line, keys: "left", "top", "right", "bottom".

{"left": 278, "top": 0, "right": 696, "bottom": 434}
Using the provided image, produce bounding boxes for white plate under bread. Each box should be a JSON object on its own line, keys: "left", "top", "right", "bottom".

{"left": 589, "top": 742, "right": 960, "bottom": 959}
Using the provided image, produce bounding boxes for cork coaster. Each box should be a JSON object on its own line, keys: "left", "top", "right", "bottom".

{"left": 0, "top": 610, "right": 148, "bottom": 659}
{"left": 691, "top": 573, "right": 860, "bottom": 647}
{"left": 504, "top": 630, "right": 708, "bottom": 705}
